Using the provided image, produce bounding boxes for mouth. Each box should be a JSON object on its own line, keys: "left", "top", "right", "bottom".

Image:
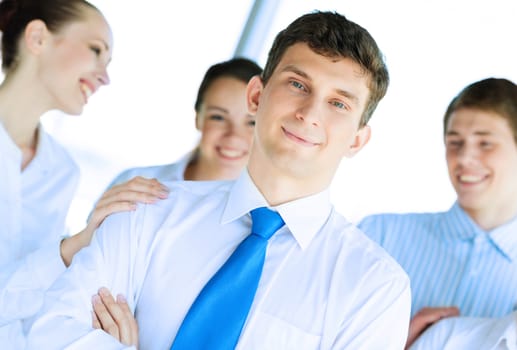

{"left": 79, "top": 80, "right": 95, "bottom": 102}
{"left": 281, "top": 127, "right": 319, "bottom": 147}
{"left": 457, "top": 173, "right": 487, "bottom": 185}
{"left": 217, "top": 147, "right": 248, "bottom": 160}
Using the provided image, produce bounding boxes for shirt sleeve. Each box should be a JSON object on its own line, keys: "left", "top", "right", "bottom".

{"left": 0, "top": 239, "right": 65, "bottom": 326}
{"left": 410, "top": 314, "right": 517, "bottom": 350}
{"left": 25, "top": 208, "right": 143, "bottom": 349}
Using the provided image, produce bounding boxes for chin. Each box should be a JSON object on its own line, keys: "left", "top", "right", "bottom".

{"left": 62, "top": 105, "right": 84, "bottom": 116}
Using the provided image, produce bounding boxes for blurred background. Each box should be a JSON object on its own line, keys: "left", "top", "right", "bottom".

{"left": 39, "top": 0, "right": 517, "bottom": 233}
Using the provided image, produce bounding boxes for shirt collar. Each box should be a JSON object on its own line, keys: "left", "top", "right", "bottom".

{"left": 222, "top": 170, "right": 333, "bottom": 250}
{"left": 0, "top": 122, "right": 53, "bottom": 173}
{"left": 489, "top": 214, "right": 517, "bottom": 262}
{"left": 441, "top": 202, "right": 484, "bottom": 240}
{"left": 0, "top": 120, "right": 22, "bottom": 161}
{"left": 23, "top": 126, "right": 55, "bottom": 175}
{"left": 443, "top": 202, "right": 517, "bottom": 262}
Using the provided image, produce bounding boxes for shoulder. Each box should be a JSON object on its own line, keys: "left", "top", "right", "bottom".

{"left": 322, "top": 213, "right": 411, "bottom": 317}
{"left": 138, "top": 179, "right": 233, "bottom": 224}
{"left": 358, "top": 211, "right": 445, "bottom": 234}
{"left": 326, "top": 212, "right": 409, "bottom": 280}
{"left": 112, "top": 162, "right": 184, "bottom": 185}
{"left": 99, "top": 179, "right": 233, "bottom": 246}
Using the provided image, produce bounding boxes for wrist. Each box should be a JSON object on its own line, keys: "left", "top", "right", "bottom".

{"left": 60, "top": 230, "right": 91, "bottom": 267}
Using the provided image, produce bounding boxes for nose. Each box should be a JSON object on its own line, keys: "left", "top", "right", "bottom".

{"left": 96, "top": 66, "right": 110, "bottom": 86}
{"left": 456, "top": 143, "right": 478, "bottom": 165}
{"left": 225, "top": 121, "right": 245, "bottom": 138}
{"left": 295, "top": 98, "right": 320, "bottom": 126}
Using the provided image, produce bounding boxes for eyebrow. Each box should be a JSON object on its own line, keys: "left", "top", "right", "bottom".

{"left": 445, "top": 130, "right": 494, "bottom": 137}
{"left": 281, "top": 64, "right": 360, "bottom": 106}
{"left": 205, "top": 106, "right": 254, "bottom": 119}
{"left": 205, "top": 106, "right": 229, "bottom": 114}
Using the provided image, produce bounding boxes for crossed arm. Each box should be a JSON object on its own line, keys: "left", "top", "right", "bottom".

{"left": 405, "top": 306, "right": 460, "bottom": 348}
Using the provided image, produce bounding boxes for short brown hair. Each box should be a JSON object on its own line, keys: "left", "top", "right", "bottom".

{"left": 261, "top": 11, "right": 389, "bottom": 127}
{"left": 443, "top": 78, "right": 517, "bottom": 144}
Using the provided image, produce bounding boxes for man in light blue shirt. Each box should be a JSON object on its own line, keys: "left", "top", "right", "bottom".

{"left": 26, "top": 11, "right": 411, "bottom": 349}
{"left": 359, "top": 77, "right": 517, "bottom": 348}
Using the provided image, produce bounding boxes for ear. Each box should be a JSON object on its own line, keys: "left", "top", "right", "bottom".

{"left": 246, "top": 75, "right": 263, "bottom": 115}
{"left": 344, "top": 125, "right": 371, "bottom": 158}
{"left": 24, "top": 20, "right": 49, "bottom": 55}
{"left": 194, "top": 112, "right": 202, "bottom": 131}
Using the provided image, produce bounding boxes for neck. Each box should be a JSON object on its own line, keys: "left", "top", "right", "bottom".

{"left": 184, "top": 156, "right": 238, "bottom": 181}
{"left": 465, "top": 204, "right": 517, "bottom": 231}
{"left": 247, "top": 162, "right": 330, "bottom": 207}
{"left": 0, "top": 73, "right": 50, "bottom": 148}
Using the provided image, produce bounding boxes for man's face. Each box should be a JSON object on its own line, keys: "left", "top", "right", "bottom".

{"left": 445, "top": 108, "right": 517, "bottom": 222}
{"left": 246, "top": 43, "right": 371, "bottom": 192}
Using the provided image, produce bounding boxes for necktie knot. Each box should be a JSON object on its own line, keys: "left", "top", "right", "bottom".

{"left": 250, "top": 207, "right": 285, "bottom": 240}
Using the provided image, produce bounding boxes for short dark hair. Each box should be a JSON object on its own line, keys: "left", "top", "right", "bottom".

{"left": 0, "top": 0, "right": 99, "bottom": 72}
{"left": 194, "top": 57, "right": 263, "bottom": 112}
{"left": 443, "top": 78, "right": 517, "bottom": 144}
{"left": 261, "top": 11, "right": 389, "bottom": 127}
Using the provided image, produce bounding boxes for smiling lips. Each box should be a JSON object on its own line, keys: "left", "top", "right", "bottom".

{"left": 282, "top": 127, "right": 319, "bottom": 147}
{"left": 79, "top": 80, "right": 95, "bottom": 102}
{"left": 458, "top": 173, "right": 486, "bottom": 184}
{"left": 217, "top": 147, "right": 247, "bottom": 160}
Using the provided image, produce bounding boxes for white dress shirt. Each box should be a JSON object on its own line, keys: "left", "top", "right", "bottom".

{"left": 410, "top": 314, "right": 517, "bottom": 350}
{"left": 0, "top": 123, "right": 79, "bottom": 349}
{"left": 27, "top": 171, "right": 411, "bottom": 350}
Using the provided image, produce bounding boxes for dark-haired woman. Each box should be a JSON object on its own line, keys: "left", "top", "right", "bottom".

{"left": 0, "top": 1, "right": 112, "bottom": 347}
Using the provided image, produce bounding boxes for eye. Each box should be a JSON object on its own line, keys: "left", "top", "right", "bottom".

{"left": 480, "top": 141, "right": 493, "bottom": 149}
{"left": 208, "top": 114, "right": 224, "bottom": 121}
{"left": 446, "top": 140, "right": 462, "bottom": 149}
{"left": 290, "top": 80, "right": 306, "bottom": 91}
{"left": 330, "top": 100, "right": 347, "bottom": 110}
{"left": 90, "top": 46, "right": 101, "bottom": 56}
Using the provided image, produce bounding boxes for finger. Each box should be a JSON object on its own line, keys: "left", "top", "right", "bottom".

{"left": 443, "top": 306, "right": 460, "bottom": 317}
{"left": 111, "top": 177, "right": 169, "bottom": 198}
{"left": 88, "top": 201, "right": 138, "bottom": 228}
{"left": 89, "top": 178, "right": 169, "bottom": 229}
{"left": 92, "top": 294, "right": 119, "bottom": 340}
{"left": 93, "top": 184, "right": 166, "bottom": 216}
{"left": 116, "top": 294, "right": 138, "bottom": 346}
{"left": 92, "top": 310, "right": 101, "bottom": 329}
{"left": 98, "top": 288, "right": 135, "bottom": 346}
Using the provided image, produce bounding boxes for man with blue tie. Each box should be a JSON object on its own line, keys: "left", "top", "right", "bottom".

{"left": 27, "top": 11, "right": 410, "bottom": 349}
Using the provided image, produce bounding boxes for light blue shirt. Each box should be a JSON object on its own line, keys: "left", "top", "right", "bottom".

{"left": 0, "top": 123, "right": 79, "bottom": 349}
{"left": 106, "top": 151, "right": 192, "bottom": 187}
{"left": 358, "top": 202, "right": 517, "bottom": 317}
{"left": 27, "top": 171, "right": 410, "bottom": 349}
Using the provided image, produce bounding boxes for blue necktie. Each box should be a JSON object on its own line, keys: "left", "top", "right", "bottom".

{"left": 170, "top": 207, "right": 285, "bottom": 350}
